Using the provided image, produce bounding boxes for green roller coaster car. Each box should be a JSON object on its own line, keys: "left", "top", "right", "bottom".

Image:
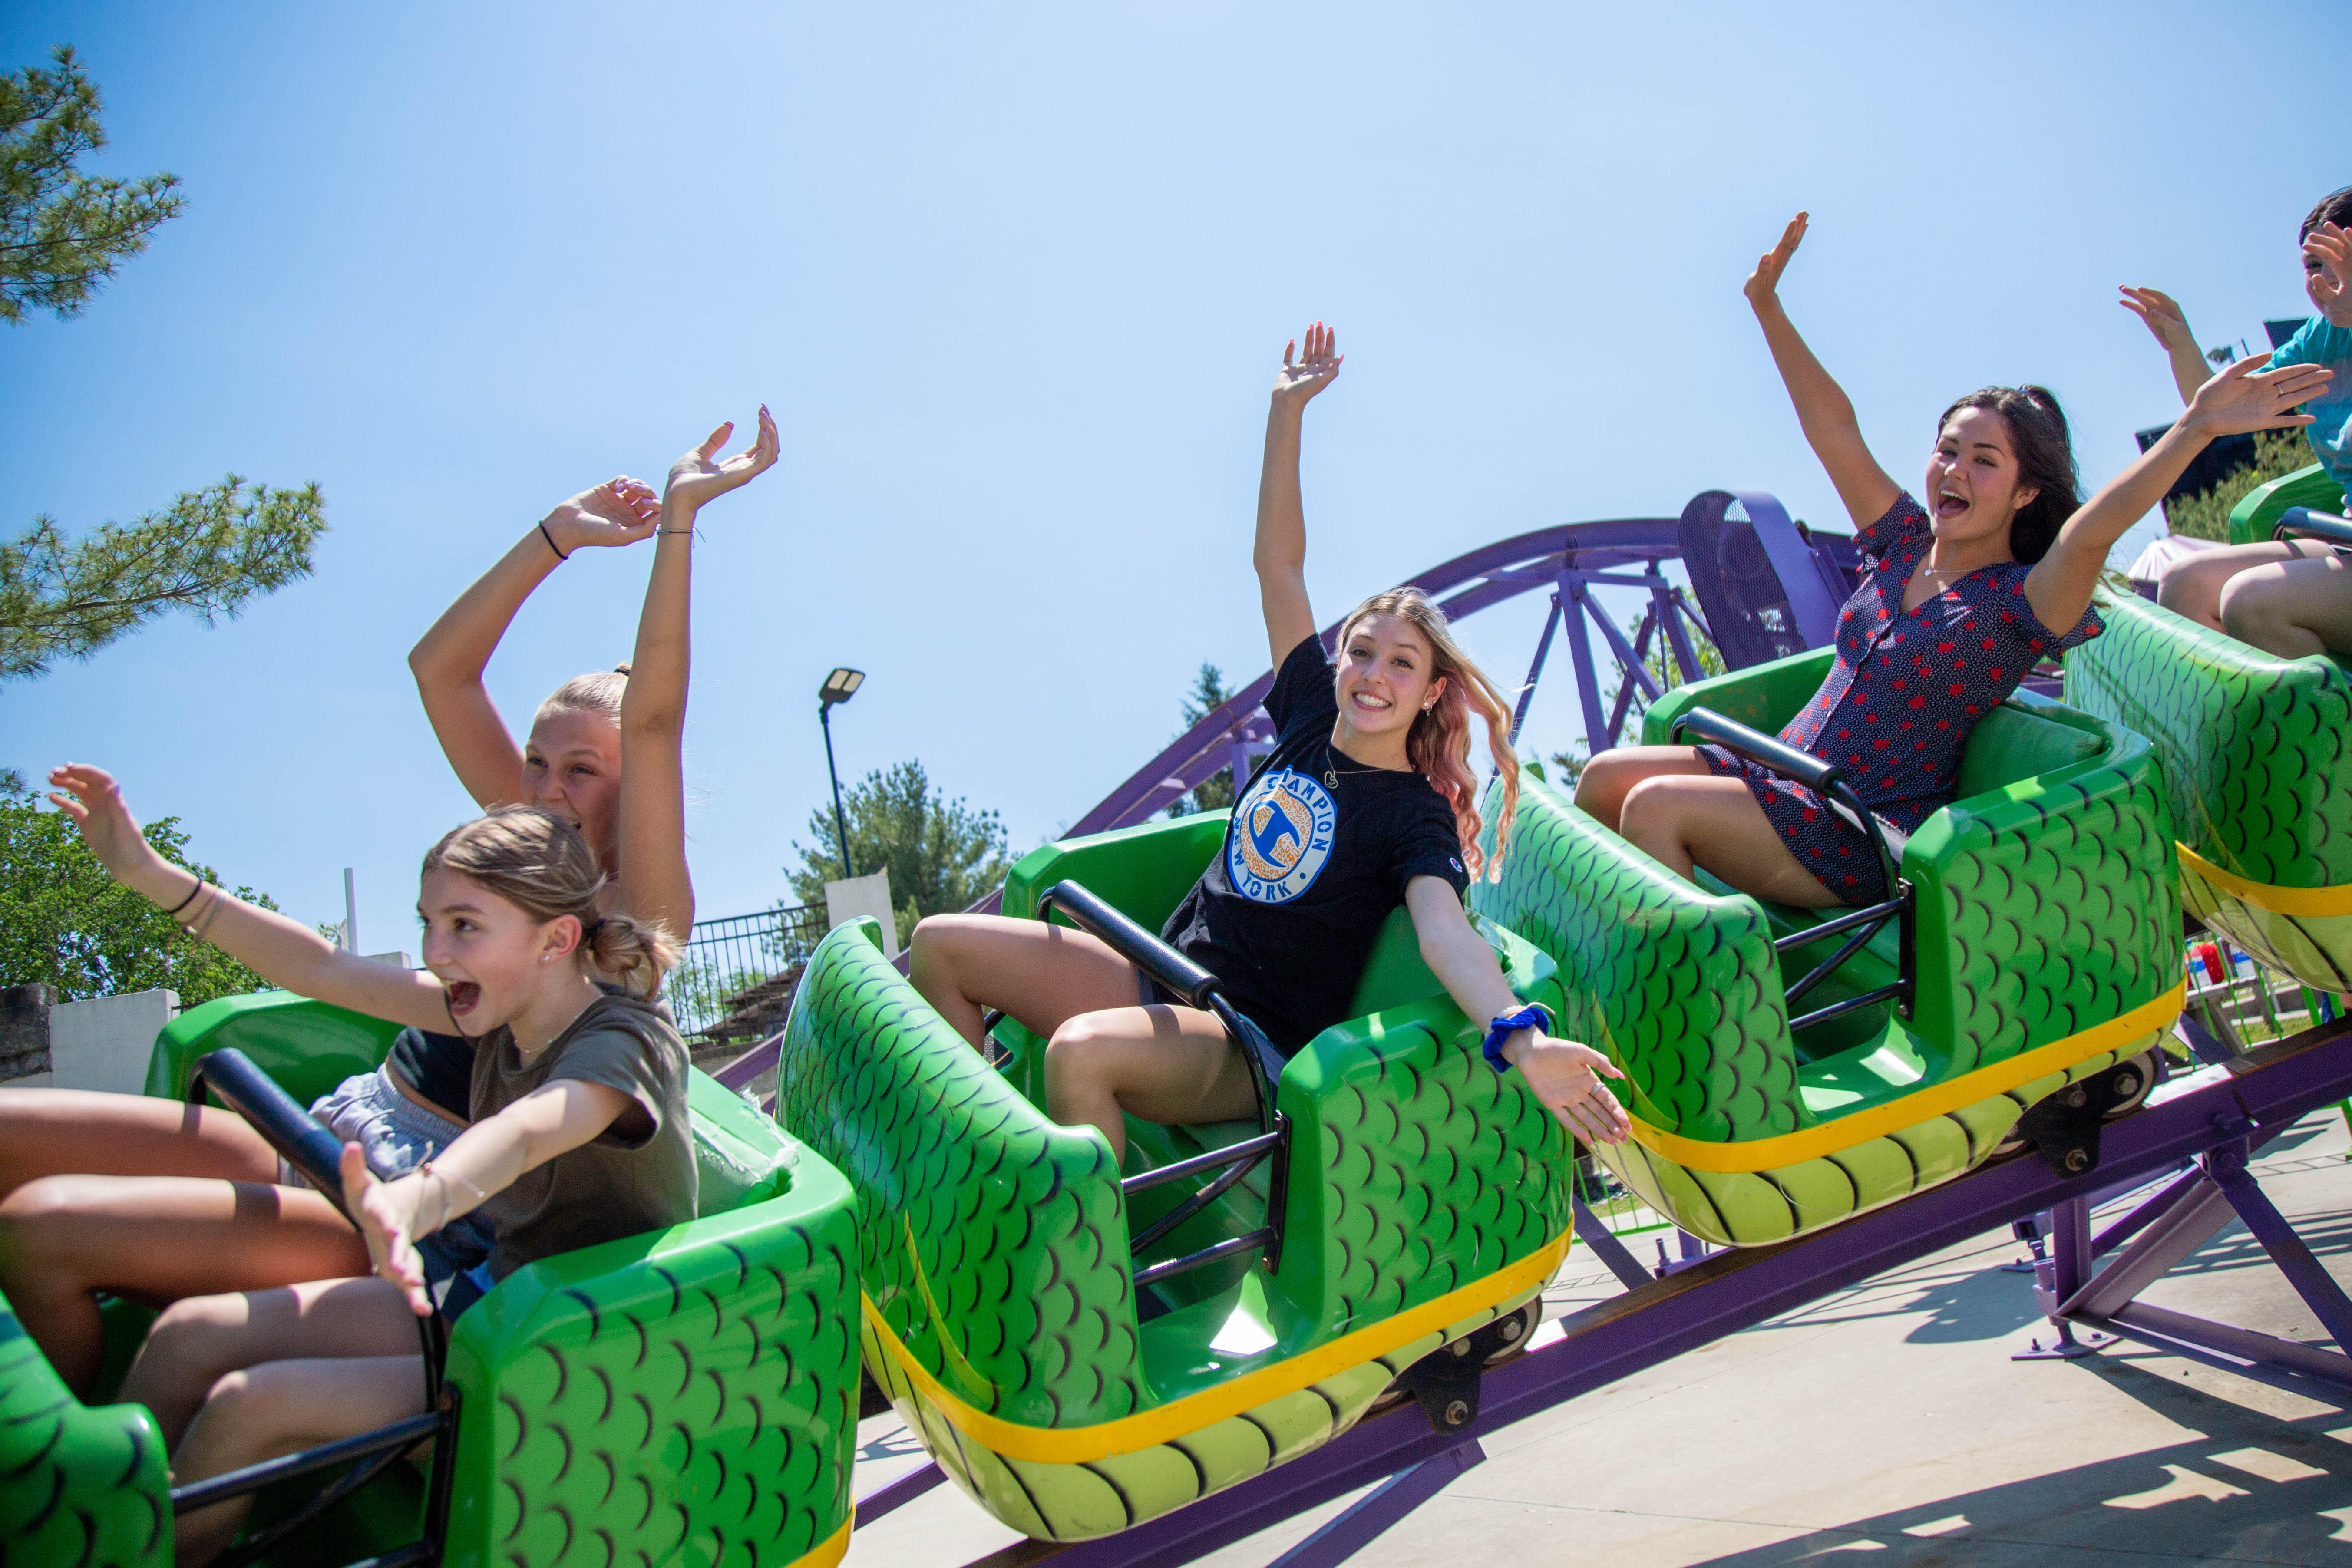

{"left": 1459, "top": 648, "right": 2184, "bottom": 1248}
{"left": 0, "top": 993, "right": 861, "bottom": 1568}
{"left": 775, "top": 815, "right": 1574, "bottom": 1544}
{"left": 2065, "top": 463, "right": 2352, "bottom": 995}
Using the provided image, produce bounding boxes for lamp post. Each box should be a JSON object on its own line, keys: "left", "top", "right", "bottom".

{"left": 818, "top": 668, "right": 865, "bottom": 880}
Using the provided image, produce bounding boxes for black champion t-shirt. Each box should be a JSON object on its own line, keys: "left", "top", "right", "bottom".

{"left": 1160, "top": 634, "right": 1471, "bottom": 1054}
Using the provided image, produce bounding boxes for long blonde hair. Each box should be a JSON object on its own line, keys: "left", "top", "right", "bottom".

{"left": 1337, "top": 587, "right": 1520, "bottom": 881}
{"left": 421, "top": 807, "right": 677, "bottom": 994}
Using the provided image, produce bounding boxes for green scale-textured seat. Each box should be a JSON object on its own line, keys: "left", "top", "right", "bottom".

{"left": 1461, "top": 645, "right": 2184, "bottom": 1248}
{"left": 776, "top": 812, "right": 1572, "bottom": 1543}
{"left": 1, "top": 992, "right": 860, "bottom": 1568}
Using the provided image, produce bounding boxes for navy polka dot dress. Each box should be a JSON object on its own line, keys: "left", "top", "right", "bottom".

{"left": 1695, "top": 492, "right": 2103, "bottom": 904}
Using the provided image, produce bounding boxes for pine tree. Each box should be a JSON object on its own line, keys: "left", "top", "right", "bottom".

{"left": 788, "top": 760, "right": 1013, "bottom": 945}
{"left": 1, "top": 46, "right": 327, "bottom": 683}
{"left": 1168, "top": 660, "right": 1239, "bottom": 815}
{"left": 1, "top": 46, "right": 184, "bottom": 324}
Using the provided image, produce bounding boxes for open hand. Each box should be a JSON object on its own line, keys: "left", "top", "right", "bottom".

{"left": 541, "top": 476, "right": 660, "bottom": 555}
{"left": 1272, "top": 322, "right": 1342, "bottom": 407}
{"left": 664, "top": 406, "right": 780, "bottom": 516}
{"left": 341, "top": 1143, "right": 433, "bottom": 1317}
{"left": 45, "top": 764, "right": 158, "bottom": 885}
{"left": 2118, "top": 286, "right": 2197, "bottom": 354}
{"left": 2307, "top": 221, "right": 2352, "bottom": 327}
{"left": 1508, "top": 1030, "right": 1633, "bottom": 1145}
{"left": 1744, "top": 212, "right": 1808, "bottom": 310}
{"left": 2187, "top": 351, "right": 2333, "bottom": 437}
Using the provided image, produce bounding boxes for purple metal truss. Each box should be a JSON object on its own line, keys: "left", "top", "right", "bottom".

{"left": 865, "top": 1018, "right": 2352, "bottom": 1568}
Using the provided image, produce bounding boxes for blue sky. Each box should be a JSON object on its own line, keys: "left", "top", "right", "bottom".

{"left": 4, "top": 1, "right": 2346, "bottom": 953}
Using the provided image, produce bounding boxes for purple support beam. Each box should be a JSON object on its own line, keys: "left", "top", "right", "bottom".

{"left": 857, "top": 1462, "right": 948, "bottom": 1527}
{"left": 1266, "top": 1440, "right": 1485, "bottom": 1568}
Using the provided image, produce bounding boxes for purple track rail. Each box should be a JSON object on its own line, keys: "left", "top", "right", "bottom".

{"left": 850, "top": 1020, "right": 2352, "bottom": 1568}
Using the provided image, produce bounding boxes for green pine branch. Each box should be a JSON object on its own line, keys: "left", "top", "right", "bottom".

{"left": 1, "top": 44, "right": 185, "bottom": 324}
{"left": 0, "top": 476, "right": 328, "bottom": 682}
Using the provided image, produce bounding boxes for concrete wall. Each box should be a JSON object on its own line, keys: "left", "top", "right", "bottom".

{"left": 48, "top": 988, "right": 179, "bottom": 1096}
{"left": 0, "top": 984, "right": 58, "bottom": 1086}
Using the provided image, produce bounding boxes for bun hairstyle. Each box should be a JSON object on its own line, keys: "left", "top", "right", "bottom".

{"left": 533, "top": 663, "right": 632, "bottom": 728}
{"left": 2299, "top": 185, "right": 2352, "bottom": 241}
{"left": 1336, "top": 586, "right": 1521, "bottom": 881}
{"left": 1936, "top": 386, "right": 2080, "bottom": 565}
{"left": 421, "top": 806, "right": 677, "bottom": 996}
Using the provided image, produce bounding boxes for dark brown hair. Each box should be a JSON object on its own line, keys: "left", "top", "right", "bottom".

{"left": 421, "top": 807, "right": 676, "bottom": 994}
{"left": 1936, "top": 385, "right": 2080, "bottom": 565}
{"left": 2299, "top": 185, "right": 2352, "bottom": 242}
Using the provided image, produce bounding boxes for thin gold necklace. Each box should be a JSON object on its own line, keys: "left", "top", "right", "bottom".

{"left": 1323, "top": 741, "right": 1401, "bottom": 789}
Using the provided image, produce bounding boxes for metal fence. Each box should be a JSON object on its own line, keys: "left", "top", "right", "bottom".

{"left": 667, "top": 903, "right": 828, "bottom": 1040}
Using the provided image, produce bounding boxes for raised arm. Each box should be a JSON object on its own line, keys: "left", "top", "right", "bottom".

{"left": 2025, "top": 354, "right": 2335, "bottom": 632}
{"left": 1255, "top": 323, "right": 1341, "bottom": 668}
{"left": 340, "top": 1076, "right": 632, "bottom": 1314}
{"left": 1404, "top": 877, "right": 1630, "bottom": 1146}
{"left": 2117, "top": 287, "right": 2211, "bottom": 407}
{"left": 611, "top": 408, "right": 781, "bottom": 939}
{"left": 47, "top": 764, "right": 456, "bottom": 1033}
{"left": 408, "top": 478, "right": 661, "bottom": 809}
{"left": 1744, "top": 214, "right": 1903, "bottom": 528}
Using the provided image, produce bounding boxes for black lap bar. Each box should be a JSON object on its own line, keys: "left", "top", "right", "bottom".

{"left": 1037, "top": 880, "right": 1222, "bottom": 1010}
{"left": 1670, "top": 705, "right": 1837, "bottom": 794}
{"left": 192, "top": 1047, "right": 349, "bottom": 1206}
{"left": 2274, "top": 507, "right": 2352, "bottom": 550}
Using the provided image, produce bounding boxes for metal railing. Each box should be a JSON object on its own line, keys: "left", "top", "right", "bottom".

{"left": 666, "top": 903, "right": 828, "bottom": 1039}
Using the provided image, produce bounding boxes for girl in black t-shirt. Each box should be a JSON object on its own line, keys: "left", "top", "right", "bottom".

{"left": 912, "top": 323, "right": 1630, "bottom": 1161}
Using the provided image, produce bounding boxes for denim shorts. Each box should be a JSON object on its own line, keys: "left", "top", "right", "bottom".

{"left": 298, "top": 1065, "right": 496, "bottom": 1304}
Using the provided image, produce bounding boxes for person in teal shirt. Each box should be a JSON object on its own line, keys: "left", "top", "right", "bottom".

{"left": 2133, "top": 184, "right": 2352, "bottom": 656}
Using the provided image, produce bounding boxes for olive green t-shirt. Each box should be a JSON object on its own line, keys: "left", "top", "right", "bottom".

{"left": 468, "top": 985, "right": 697, "bottom": 1281}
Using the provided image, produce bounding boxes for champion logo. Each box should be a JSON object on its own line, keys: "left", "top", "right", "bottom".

{"left": 1226, "top": 768, "right": 1338, "bottom": 904}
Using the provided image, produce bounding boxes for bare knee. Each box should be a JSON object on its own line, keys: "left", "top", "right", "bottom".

{"left": 1043, "top": 1014, "right": 1117, "bottom": 1079}
{"left": 1572, "top": 752, "right": 1642, "bottom": 826}
{"left": 0, "top": 1175, "right": 102, "bottom": 1272}
{"left": 1617, "top": 777, "right": 1685, "bottom": 847}
{"left": 2217, "top": 574, "right": 2288, "bottom": 652}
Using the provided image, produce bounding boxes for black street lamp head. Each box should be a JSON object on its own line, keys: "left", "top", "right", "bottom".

{"left": 819, "top": 667, "right": 865, "bottom": 710}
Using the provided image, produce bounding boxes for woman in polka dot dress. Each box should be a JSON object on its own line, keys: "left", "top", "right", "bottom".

{"left": 1576, "top": 211, "right": 2334, "bottom": 908}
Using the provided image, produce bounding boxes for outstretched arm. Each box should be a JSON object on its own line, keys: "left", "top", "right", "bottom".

{"left": 1744, "top": 214, "right": 1903, "bottom": 529}
{"left": 1405, "top": 877, "right": 1631, "bottom": 1146}
{"left": 340, "top": 1077, "right": 632, "bottom": 1314}
{"left": 46, "top": 765, "right": 456, "bottom": 1032}
{"left": 2118, "top": 287, "right": 2211, "bottom": 406}
{"left": 613, "top": 408, "right": 781, "bottom": 939}
{"left": 2026, "top": 354, "right": 2335, "bottom": 633}
{"left": 408, "top": 478, "right": 661, "bottom": 809}
{"left": 1255, "top": 323, "right": 1342, "bottom": 668}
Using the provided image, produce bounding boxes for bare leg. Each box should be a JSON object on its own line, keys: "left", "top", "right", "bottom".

{"left": 138, "top": 1277, "right": 423, "bottom": 1566}
{"left": 123, "top": 1275, "right": 421, "bottom": 1447}
{"left": 1619, "top": 774, "right": 1846, "bottom": 907}
{"left": 1045, "top": 1007, "right": 1259, "bottom": 1162}
{"left": 172, "top": 1354, "right": 426, "bottom": 1568}
{"left": 908, "top": 914, "right": 1260, "bottom": 1159}
{"left": 908, "top": 913, "right": 1150, "bottom": 1045}
{"left": 2154, "top": 539, "right": 2309, "bottom": 632}
{"left": 0, "top": 1089, "right": 277, "bottom": 1201}
{"left": 2217, "top": 549, "right": 2352, "bottom": 658}
{"left": 1571, "top": 746, "right": 1712, "bottom": 832}
{"left": 0, "top": 1174, "right": 367, "bottom": 1395}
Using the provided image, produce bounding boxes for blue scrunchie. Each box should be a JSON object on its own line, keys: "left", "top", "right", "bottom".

{"left": 1481, "top": 1003, "right": 1553, "bottom": 1074}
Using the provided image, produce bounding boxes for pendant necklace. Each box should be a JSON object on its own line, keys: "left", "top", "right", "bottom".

{"left": 1323, "top": 743, "right": 1391, "bottom": 791}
